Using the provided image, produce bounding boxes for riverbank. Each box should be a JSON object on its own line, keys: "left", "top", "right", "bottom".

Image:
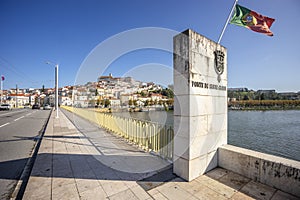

{"left": 229, "top": 106, "right": 300, "bottom": 111}
{"left": 228, "top": 100, "right": 300, "bottom": 111}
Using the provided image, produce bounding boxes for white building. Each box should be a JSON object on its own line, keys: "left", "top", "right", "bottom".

{"left": 120, "top": 94, "right": 132, "bottom": 106}
{"left": 60, "top": 96, "right": 73, "bottom": 106}
{"left": 109, "top": 98, "right": 121, "bottom": 108}
{"left": 7, "top": 94, "right": 32, "bottom": 107}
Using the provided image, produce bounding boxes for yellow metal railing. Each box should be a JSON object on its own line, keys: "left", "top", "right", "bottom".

{"left": 62, "top": 106, "right": 174, "bottom": 161}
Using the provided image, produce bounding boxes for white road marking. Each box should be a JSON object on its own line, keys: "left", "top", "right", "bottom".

{"left": 0, "top": 123, "right": 10, "bottom": 128}
{"left": 26, "top": 113, "right": 32, "bottom": 116}
{"left": 14, "top": 116, "right": 25, "bottom": 121}
{"left": 0, "top": 110, "right": 25, "bottom": 117}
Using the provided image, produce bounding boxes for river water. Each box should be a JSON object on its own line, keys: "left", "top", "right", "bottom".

{"left": 228, "top": 110, "right": 300, "bottom": 161}
{"left": 111, "top": 110, "right": 300, "bottom": 161}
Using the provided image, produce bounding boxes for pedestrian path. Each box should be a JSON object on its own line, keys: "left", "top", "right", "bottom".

{"left": 22, "top": 109, "right": 299, "bottom": 200}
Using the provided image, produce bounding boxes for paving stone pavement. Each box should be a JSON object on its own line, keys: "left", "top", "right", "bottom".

{"left": 22, "top": 109, "right": 300, "bottom": 200}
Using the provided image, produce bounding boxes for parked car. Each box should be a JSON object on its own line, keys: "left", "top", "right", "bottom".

{"left": 43, "top": 104, "right": 51, "bottom": 110}
{"left": 23, "top": 104, "right": 31, "bottom": 109}
{"left": 32, "top": 104, "right": 40, "bottom": 109}
{"left": 0, "top": 104, "right": 12, "bottom": 110}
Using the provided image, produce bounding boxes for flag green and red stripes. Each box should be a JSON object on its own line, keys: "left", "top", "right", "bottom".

{"left": 230, "top": 4, "right": 275, "bottom": 36}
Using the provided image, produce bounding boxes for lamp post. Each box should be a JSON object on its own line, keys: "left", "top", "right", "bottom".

{"left": 46, "top": 61, "right": 59, "bottom": 118}
{"left": 1, "top": 75, "right": 4, "bottom": 104}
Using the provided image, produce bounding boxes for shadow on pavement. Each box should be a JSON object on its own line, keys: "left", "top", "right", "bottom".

{"left": 28, "top": 152, "right": 171, "bottom": 181}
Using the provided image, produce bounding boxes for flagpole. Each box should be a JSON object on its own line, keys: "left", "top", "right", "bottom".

{"left": 0, "top": 79, "right": 2, "bottom": 104}
{"left": 218, "top": 0, "right": 238, "bottom": 44}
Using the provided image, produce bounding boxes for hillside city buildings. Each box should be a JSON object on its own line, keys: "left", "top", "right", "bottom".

{"left": 228, "top": 88, "right": 300, "bottom": 101}
{"left": 0, "top": 74, "right": 171, "bottom": 109}
{"left": 1, "top": 74, "right": 299, "bottom": 109}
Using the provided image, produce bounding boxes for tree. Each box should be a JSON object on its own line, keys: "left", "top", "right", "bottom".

{"left": 100, "top": 99, "right": 110, "bottom": 107}
{"left": 128, "top": 99, "right": 133, "bottom": 106}
{"left": 228, "top": 91, "right": 234, "bottom": 98}
{"left": 149, "top": 99, "right": 154, "bottom": 105}
{"left": 140, "top": 91, "right": 147, "bottom": 97}
{"left": 104, "top": 99, "right": 110, "bottom": 108}
{"left": 158, "top": 100, "right": 163, "bottom": 105}
{"left": 161, "top": 88, "right": 174, "bottom": 98}
{"left": 167, "top": 99, "right": 174, "bottom": 105}
{"left": 96, "top": 98, "right": 100, "bottom": 107}
{"left": 243, "top": 95, "right": 249, "bottom": 100}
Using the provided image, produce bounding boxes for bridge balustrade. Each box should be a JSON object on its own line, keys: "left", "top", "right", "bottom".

{"left": 62, "top": 106, "right": 174, "bottom": 161}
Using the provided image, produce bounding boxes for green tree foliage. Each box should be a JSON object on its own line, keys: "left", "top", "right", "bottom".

{"left": 144, "top": 100, "right": 149, "bottom": 106}
{"left": 101, "top": 99, "right": 110, "bottom": 108}
{"left": 161, "top": 88, "right": 174, "bottom": 98}
{"left": 128, "top": 99, "right": 133, "bottom": 106}
{"left": 229, "top": 100, "right": 300, "bottom": 110}
{"left": 243, "top": 95, "right": 249, "bottom": 100}
{"left": 140, "top": 91, "right": 146, "bottom": 97}
{"left": 104, "top": 99, "right": 110, "bottom": 108}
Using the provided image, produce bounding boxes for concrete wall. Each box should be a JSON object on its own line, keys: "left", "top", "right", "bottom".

{"left": 219, "top": 144, "right": 300, "bottom": 197}
{"left": 173, "top": 29, "right": 227, "bottom": 181}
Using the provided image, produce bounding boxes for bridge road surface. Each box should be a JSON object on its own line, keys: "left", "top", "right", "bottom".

{"left": 0, "top": 108, "right": 51, "bottom": 200}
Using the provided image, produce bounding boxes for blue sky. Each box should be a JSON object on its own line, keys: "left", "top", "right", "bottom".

{"left": 0, "top": 0, "right": 299, "bottom": 92}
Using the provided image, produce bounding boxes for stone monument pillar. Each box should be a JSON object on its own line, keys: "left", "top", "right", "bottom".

{"left": 173, "top": 29, "right": 227, "bottom": 181}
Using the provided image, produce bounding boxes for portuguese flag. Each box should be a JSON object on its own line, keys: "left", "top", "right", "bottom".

{"left": 230, "top": 4, "right": 275, "bottom": 36}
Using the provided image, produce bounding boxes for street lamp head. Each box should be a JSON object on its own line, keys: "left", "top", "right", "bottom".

{"left": 46, "top": 61, "right": 59, "bottom": 68}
